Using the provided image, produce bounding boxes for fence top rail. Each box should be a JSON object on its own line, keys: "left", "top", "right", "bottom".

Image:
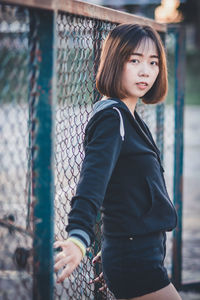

{"left": 1, "top": 0, "right": 167, "bottom": 32}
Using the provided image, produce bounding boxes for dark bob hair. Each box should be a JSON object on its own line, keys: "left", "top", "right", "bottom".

{"left": 96, "top": 23, "right": 168, "bottom": 104}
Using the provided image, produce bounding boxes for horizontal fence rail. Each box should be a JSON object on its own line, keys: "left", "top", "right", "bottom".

{"left": 2, "top": 0, "right": 166, "bottom": 32}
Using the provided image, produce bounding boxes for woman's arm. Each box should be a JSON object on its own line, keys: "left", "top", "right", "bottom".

{"left": 54, "top": 109, "right": 123, "bottom": 282}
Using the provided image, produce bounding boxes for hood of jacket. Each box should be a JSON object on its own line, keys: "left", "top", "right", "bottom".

{"left": 92, "top": 99, "right": 119, "bottom": 116}
{"left": 91, "top": 98, "right": 162, "bottom": 160}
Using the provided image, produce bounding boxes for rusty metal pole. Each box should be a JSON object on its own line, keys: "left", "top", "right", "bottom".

{"left": 156, "top": 31, "right": 166, "bottom": 162}
{"left": 170, "top": 24, "right": 186, "bottom": 290}
{"left": 29, "top": 8, "right": 56, "bottom": 300}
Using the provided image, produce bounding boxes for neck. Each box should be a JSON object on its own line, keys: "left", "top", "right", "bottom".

{"left": 120, "top": 97, "right": 138, "bottom": 118}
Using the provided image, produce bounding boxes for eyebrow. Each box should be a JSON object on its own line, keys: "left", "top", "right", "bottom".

{"left": 131, "top": 52, "right": 159, "bottom": 59}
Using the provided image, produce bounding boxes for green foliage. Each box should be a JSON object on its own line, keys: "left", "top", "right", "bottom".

{"left": 166, "top": 50, "right": 200, "bottom": 105}
{"left": 185, "top": 50, "right": 200, "bottom": 105}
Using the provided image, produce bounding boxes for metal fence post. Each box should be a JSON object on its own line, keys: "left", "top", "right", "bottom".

{"left": 156, "top": 32, "right": 166, "bottom": 162}
{"left": 29, "top": 8, "right": 56, "bottom": 300}
{"left": 156, "top": 102, "right": 165, "bottom": 162}
{"left": 170, "top": 24, "right": 186, "bottom": 289}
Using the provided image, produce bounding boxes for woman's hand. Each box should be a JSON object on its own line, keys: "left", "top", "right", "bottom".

{"left": 90, "top": 251, "right": 107, "bottom": 292}
{"left": 54, "top": 240, "right": 83, "bottom": 283}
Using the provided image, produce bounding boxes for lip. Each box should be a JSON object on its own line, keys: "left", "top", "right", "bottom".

{"left": 136, "top": 82, "right": 148, "bottom": 90}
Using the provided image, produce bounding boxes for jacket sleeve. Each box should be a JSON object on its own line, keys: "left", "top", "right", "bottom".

{"left": 65, "top": 109, "right": 123, "bottom": 246}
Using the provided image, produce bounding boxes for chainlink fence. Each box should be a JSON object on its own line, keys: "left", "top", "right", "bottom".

{"left": 0, "top": 1, "right": 185, "bottom": 299}
{"left": 54, "top": 12, "right": 117, "bottom": 300}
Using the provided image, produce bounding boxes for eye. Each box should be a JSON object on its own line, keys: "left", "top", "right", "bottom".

{"left": 151, "top": 61, "right": 159, "bottom": 66}
{"left": 130, "top": 59, "right": 139, "bottom": 64}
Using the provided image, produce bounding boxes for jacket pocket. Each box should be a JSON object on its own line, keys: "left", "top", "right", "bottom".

{"left": 142, "top": 175, "right": 175, "bottom": 220}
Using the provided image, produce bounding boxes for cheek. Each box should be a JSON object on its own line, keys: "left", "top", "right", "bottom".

{"left": 152, "top": 68, "right": 159, "bottom": 81}
{"left": 122, "top": 68, "right": 133, "bottom": 84}
{"left": 148, "top": 69, "right": 159, "bottom": 89}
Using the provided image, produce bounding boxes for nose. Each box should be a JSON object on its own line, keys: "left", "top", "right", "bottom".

{"left": 138, "top": 63, "right": 149, "bottom": 77}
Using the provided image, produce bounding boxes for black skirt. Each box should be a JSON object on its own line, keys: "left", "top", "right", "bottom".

{"left": 101, "top": 231, "right": 170, "bottom": 299}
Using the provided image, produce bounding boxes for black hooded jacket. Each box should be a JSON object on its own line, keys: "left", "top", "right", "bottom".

{"left": 66, "top": 98, "right": 177, "bottom": 247}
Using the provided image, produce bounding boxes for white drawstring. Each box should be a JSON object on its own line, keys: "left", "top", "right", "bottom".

{"left": 113, "top": 107, "right": 125, "bottom": 141}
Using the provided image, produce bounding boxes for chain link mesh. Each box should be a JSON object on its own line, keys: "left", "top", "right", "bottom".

{"left": 0, "top": 4, "right": 33, "bottom": 299}
{"left": 54, "top": 12, "right": 116, "bottom": 300}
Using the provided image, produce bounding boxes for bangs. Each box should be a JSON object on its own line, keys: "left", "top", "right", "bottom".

{"left": 126, "top": 35, "right": 161, "bottom": 63}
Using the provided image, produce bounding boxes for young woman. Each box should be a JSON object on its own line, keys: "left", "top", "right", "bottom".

{"left": 54, "top": 24, "right": 182, "bottom": 300}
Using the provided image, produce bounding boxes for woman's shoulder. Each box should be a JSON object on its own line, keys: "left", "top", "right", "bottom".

{"left": 83, "top": 104, "right": 125, "bottom": 148}
{"left": 86, "top": 100, "right": 122, "bottom": 130}
{"left": 85, "top": 106, "right": 121, "bottom": 136}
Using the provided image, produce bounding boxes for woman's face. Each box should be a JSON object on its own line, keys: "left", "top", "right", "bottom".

{"left": 121, "top": 38, "right": 159, "bottom": 101}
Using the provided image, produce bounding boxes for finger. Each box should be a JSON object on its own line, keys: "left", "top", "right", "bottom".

{"left": 89, "top": 273, "right": 103, "bottom": 283}
{"left": 54, "top": 241, "right": 67, "bottom": 249}
{"left": 96, "top": 272, "right": 103, "bottom": 281}
{"left": 94, "top": 277, "right": 101, "bottom": 283}
{"left": 54, "top": 256, "right": 71, "bottom": 272}
{"left": 89, "top": 276, "right": 100, "bottom": 284}
{"left": 57, "top": 263, "right": 73, "bottom": 283}
{"left": 99, "top": 284, "right": 107, "bottom": 292}
{"left": 99, "top": 272, "right": 103, "bottom": 279}
{"left": 55, "top": 251, "right": 67, "bottom": 263}
{"left": 93, "top": 275, "right": 101, "bottom": 283}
